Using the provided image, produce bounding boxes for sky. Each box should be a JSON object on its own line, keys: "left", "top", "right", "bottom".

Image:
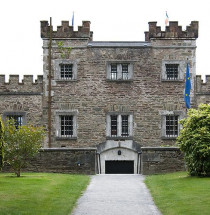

{"left": 0, "top": 0, "right": 210, "bottom": 81}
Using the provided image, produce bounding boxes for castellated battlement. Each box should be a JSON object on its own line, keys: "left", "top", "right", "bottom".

{"left": 196, "top": 75, "right": 210, "bottom": 94}
{"left": 0, "top": 75, "right": 43, "bottom": 95}
{"left": 145, "top": 21, "right": 198, "bottom": 41}
{"left": 41, "top": 20, "right": 93, "bottom": 40}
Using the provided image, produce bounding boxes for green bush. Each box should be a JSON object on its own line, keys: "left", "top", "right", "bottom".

{"left": 4, "top": 120, "right": 45, "bottom": 177}
{"left": 177, "top": 104, "right": 210, "bottom": 176}
{"left": 0, "top": 117, "right": 4, "bottom": 170}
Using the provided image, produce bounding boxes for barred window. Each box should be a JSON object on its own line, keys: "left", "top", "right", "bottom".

{"left": 107, "top": 62, "right": 133, "bottom": 81}
{"left": 166, "top": 64, "right": 179, "bottom": 80}
{"left": 111, "top": 64, "right": 117, "bottom": 80}
{"left": 60, "top": 64, "right": 73, "bottom": 79}
{"left": 60, "top": 115, "right": 73, "bottom": 137}
{"left": 8, "top": 115, "right": 23, "bottom": 129}
{"left": 121, "top": 115, "right": 129, "bottom": 136}
{"left": 166, "top": 115, "right": 178, "bottom": 137}
{"left": 111, "top": 115, "right": 118, "bottom": 137}
{"left": 122, "top": 64, "right": 129, "bottom": 80}
{"left": 107, "top": 114, "right": 133, "bottom": 139}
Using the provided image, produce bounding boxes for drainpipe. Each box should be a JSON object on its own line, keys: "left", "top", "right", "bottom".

{"left": 137, "top": 151, "right": 142, "bottom": 174}
{"left": 48, "top": 17, "right": 52, "bottom": 148}
{"left": 97, "top": 153, "right": 101, "bottom": 174}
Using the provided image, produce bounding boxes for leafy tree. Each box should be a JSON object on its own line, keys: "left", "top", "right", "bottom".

{"left": 177, "top": 104, "right": 210, "bottom": 176}
{"left": 4, "top": 120, "right": 45, "bottom": 177}
{"left": 0, "top": 117, "right": 4, "bottom": 170}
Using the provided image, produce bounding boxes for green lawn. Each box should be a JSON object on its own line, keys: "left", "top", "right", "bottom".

{"left": 0, "top": 173, "right": 90, "bottom": 215}
{"left": 145, "top": 172, "right": 210, "bottom": 215}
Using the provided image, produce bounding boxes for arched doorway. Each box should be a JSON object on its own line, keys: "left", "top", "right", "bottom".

{"left": 97, "top": 140, "right": 141, "bottom": 174}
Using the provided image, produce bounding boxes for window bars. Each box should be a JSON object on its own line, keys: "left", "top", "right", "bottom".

{"left": 60, "top": 115, "right": 73, "bottom": 137}
{"left": 166, "top": 115, "right": 178, "bottom": 137}
{"left": 166, "top": 64, "right": 179, "bottom": 80}
{"left": 60, "top": 64, "right": 73, "bottom": 79}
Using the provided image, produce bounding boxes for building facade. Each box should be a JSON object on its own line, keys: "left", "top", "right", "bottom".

{"left": 1, "top": 19, "right": 208, "bottom": 174}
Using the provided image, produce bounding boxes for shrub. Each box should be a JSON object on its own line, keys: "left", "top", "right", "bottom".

{"left": 177, "top": 104, "right": 210, "bottom": 176}
{"left": 0, "top": 117, "right": 4, "bottom": 170}
{"left": 4, "top": 120, "right": 45, "bottom": 177}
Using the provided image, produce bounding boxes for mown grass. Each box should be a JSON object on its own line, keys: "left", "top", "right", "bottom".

{"left": 145, "top": 171, "right": 210, "bottom": 215}
{"left": 0, "top": 173, "right": 90, "bottom": 215}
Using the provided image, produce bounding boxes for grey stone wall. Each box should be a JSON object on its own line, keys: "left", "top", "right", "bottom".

{"left": 141, "top": 147, "right": 185, "bottom": 175}
{"left": 196, "top": 75, "right": 210, "bottom": 106}
{"left": 0, "top": 75, "right": 43, "bottom": 126}
{"left": 42, "top": 38, "right": 196, "bottom": 148}
{"left": 3, "top": 148, "right": 96, "bottom": 175}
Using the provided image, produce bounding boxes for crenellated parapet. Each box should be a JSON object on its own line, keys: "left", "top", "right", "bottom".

{"left": 145, "top": 21, "right": 198, "bottom": 41}
{"left": 41, "top": 20, "right": 93, "bottom": 40}
{"left": 196, "top": 75, "right": 210, "bottom": 94}
{"left": 0, "top": 75, "right": 43, "bottom": 95}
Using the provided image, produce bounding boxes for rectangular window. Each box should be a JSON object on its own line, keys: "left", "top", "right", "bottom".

{"left": 8, "top": 115, "right": 23, "bottom": 129}
{"left": 122, "top": 64, "right": 129, "bottom": 80}
{"left": 121, "top": 115, "right": 129, "bottom": 136}
{"left": 60, "top": 115, "right": 73, "bottom": 137}
{"left": 60, "top": 64, "right": 73, "bottom": 79}
{"left": 107, "top": 114, "right": 133, "bottom": 139}
{"left": 111, "top": 115, "right": 118, "bottom": 137}
{"left": 107, "top": 62, "right": 133, "bottom": 81}
{"left": 166, "top": 115, "right": 178, "bottom": 137}
{"left": 111, "top": 64, "right": 117, "bottom": 80}
{"left": 166, "top": 64, "right": 179, "bottom": 80}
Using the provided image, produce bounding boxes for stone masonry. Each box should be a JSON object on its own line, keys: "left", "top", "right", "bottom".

{"left": 1, "top": 19, "right": 209, "bottom": 174}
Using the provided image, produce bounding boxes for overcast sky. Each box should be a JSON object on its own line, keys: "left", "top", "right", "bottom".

{"left": 0, "top": 0, "right": 209, "bottom": 81}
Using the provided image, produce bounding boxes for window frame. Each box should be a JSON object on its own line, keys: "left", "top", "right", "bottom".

{"left": 3, "top": 112, "right": 26, "bottom": 128}
{"left": 60, "top": 64, "right": 73, "bottom": 80}
{"left": 55, "top": 110, "right": 77, "bottom": 140}
{"left": 54, "top": 59, "right": 77, "bottom": 81}
{"left": 161, "top": 60, "right": 185, "bottom": 81}
{"left": 106, "top": 62, "right": 133, "bottom": 81}
{"left": 106, "top": 112, "right": 133, "bottom": 140}
{"left": 160, "top": 110, "right": 184, "bottom": 139}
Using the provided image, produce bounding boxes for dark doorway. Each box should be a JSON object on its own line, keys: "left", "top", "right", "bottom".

{"left": 105, "top": 160, "right": 134, "bottom": 174}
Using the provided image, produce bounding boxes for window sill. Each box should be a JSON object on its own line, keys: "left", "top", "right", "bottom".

{"left": 56, "top": 136, "right": 77, "bottom": 140}
{"left": 106, "top": 79, "right": 133, "bottom": 83}
{"left": 106, "top": 136, "right": 133, "bottom": 141}
{"left": 161, "top": 136, "right": 177, "bottom": 140}
{"left": 55, "top": 79, "right": 77, "bottom": 82}
{"left": 161, "top": 79, "right": 184, "bottom": 82}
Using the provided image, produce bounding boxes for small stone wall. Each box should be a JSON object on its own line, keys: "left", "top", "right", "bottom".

{"left": 141, "top": 147, "right": 185, "bottom": 175}
{"left": 3, "top": 148, "right": 97, "bottom": 175}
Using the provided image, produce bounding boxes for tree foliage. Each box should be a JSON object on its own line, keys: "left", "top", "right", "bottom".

{"left": 4, "top": 120, "right": 45, "bottom": 177}
{"left": 177, "top": 104, "right": 210, "bottom": 176}
{"left": 0, "top": 117, "right": 4, "bottom": 170}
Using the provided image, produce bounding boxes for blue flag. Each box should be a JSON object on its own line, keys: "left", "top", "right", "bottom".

{"left": 72, "top": 12, "right": 74, "bottom": 27}
{"left": 184, "top": 62, "right": 191, "bottom": 109}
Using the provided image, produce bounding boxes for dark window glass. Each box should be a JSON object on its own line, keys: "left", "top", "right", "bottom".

{"left": 60, "top": 115, "right": 73, "bottom": 136}
{"left": 111, "top": 115, "right": 118, "bottom": 136}
{"left": 111, "top": 64, "right": 117, "bottom": 80}
{"left": 121, "top": 115, "right": 129, "bottom": 136}
{"left": 122, "top": 64, "right": 129, "bottom": 80}
{"left": 60, "top": 64, "right": 73, "bottom": 79}
{"left": 166, "top": 115, "right": 178, "bottom": 137}
{"left": 8, "top": 115, "right": 23, "bottom": 129}
{"left": 166, "top": 64, "right": 179, "bottom": 80}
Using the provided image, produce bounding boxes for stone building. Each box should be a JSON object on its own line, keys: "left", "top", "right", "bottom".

{"left": 1, "top": 19, "right": 208, "bottom": 174}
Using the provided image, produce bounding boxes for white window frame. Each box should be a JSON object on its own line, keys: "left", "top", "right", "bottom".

{"left": 160, "top": 110, "right": 184, "bottom": 139}
{"left": 161, "top": 60, "right": 185, "bottom": 81}
{"left": 106, "top": 62, "right": 133, "bottom": 81}
{"left": 106, "top": 113, "right": 133, "bottom": 139}
{"left": 55, "top": 110, "right": 77, "bottom": 139}
{"left": 54, "top": 59, "right": 77, "bottom": 81}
